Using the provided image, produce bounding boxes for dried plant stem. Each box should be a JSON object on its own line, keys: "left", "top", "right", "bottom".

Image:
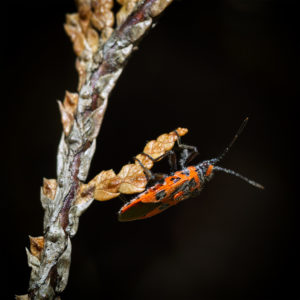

{"left": 20, "top": 1, "right": 174, "bottom": 299}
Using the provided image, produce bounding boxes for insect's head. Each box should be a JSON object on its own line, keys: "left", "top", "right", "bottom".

{"left": 197, "top": 118, "right": 264, "bottom": 189}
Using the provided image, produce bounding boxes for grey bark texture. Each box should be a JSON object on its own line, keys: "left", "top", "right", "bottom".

{"left": 18, "top": 0, "right": 174, "bottom": 299}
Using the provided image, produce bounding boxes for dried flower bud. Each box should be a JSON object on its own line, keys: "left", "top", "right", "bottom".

{"left": 118, "top": 164, "right": 147, "bottom": 194}
{"left": 86, "top": 28, "right": 99, "bottom": 53}
{"left": 101, "top": 27, "right": 114, "bottom": 42}
{"left": 42, "top": 178, "right": 57, "bottom": 200}
{"left": 91, "top": 10, "right": 114, "bottom": 31}
{"left": 58, "top": 91, "right": 79, "bottom": 136}
{"left": 91, "top": 170, "right": 121, "bottom": 201}
{"left": 76, "top": 0, "right": 92, "bottom": 19}
{"left": 29, "top": 236, "right": 45, "bottom": 260}
{"left": 64, "top": 91, "right": 79, "bottom": 114}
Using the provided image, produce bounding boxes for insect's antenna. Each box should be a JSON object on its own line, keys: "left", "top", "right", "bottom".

{"left": 213, "top": 166, "right": 264, "bottom": 189}
{"left": 212, "top": 117, "right": 249, "bottom": 164}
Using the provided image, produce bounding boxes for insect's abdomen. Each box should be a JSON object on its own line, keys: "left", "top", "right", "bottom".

{"left": 118, "top": 166, "right": 202, "bottom": 221}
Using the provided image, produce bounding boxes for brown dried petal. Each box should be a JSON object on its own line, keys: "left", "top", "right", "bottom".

{"left": 91, "top": 10, "right": 114, "bottom": 31}
{"left": 73, "top": 31, "right": 86, "bottom": 56}
{"left": 79, "top": 15, "right": 91, "bottom": 34}
{"left": 76, "top": 0, "right": 92, "bottom": 19}
{"left": 64, "top": 23, "right": 79, "bottom": 41}
{"left": 156, "top": 132, "right": 177, "bottom": 151}
{"left": 88, "top": 170, "right": 121, "bottom": 201}
{"left": 134, "top": 153, "right": 153, "bottom": 169}
{"left": 93, "top": 170, "right": 122, "bottom": 192}
{"left": 75, "top": 183, "right": 95, "bottom": 205}
{"left": 91, "top": 169, "right": 118, "bottom": 186}
{"left": 117, "top": 164, "right": 147, "bottom": 194}
{"left": 42, "top": 178, "right": 57, "bottom": 200}
{"left": 118, "top": 163, "right": 144, "bottom": 179}
{"left": 94, "top": 189, "right": 120, "bottom": 201}
{"left": 58, "top": 101, "right": 74, "bottom": 136}
{"left": 101, "top": 27, "right": 114, "bottom": 42}
{"left": 86, "top": 28, "right": 99, "bottom": 53}
{"left": 96, "top": 175, "right": 122, "bottom": 193}
{"left": 143, "top": 140, "right": 165, "bottom": 160}
{"left": 90, "top": 12, "right": 105, "bottom": 30}
{"left": 118, "top": 175, "right": 147, "bottom": 194}
{"left": 64, "top": 91, "right": 79, "bottom": 115}
{"left": 29, "top": 236, "right": 45, "bottom": 260}
{"left": 92, "top": 0, "right": 114, "bottom": 11}
{"left": 176, "top": 127, "right": 188, "bottom": 137}
{"left": 142, "top": 127, "right": 188, "bottom": 159}
{"left": 66, "top": 13, "right": 80, "bottom": 28}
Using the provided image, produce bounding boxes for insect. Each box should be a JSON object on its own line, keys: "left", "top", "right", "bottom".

{"left": 118, "top": 118, "right": 263, "bottom": 222}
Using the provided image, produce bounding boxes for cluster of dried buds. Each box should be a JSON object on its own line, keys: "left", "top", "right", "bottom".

{"left": 64, "top": 0, "right": 141, "bottom": 90}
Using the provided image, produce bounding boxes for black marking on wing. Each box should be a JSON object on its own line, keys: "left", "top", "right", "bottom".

{"left": 189, "top": 178, "right": 197, "bottom": 188}
{"left": 169, "top": 184, "right": 186, "bottom": 200}
{"left": 181, "top": 169, "right": 190, "bottom": 176}
{"left": 170, "top": 176, "right": 181, "bottom": 183}
{"left": 155, "top": 190, "right": 167, "bottom": 201}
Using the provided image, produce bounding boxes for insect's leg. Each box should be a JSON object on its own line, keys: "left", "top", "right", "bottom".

{"left": 134, "top": 157, "right": 153, "bottom": 181}
{"left": 135, "top": 156, "right": 168, "bottom": 185}
{"left": 174, "top": 130, "right": 199, "bottom": 168}
{"left": 141, "top": 150, "right": 178, "bottom": 172}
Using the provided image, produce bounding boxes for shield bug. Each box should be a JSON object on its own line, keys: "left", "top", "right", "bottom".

{"left": 118, "top": 118, "right": 263, "bottom": 222}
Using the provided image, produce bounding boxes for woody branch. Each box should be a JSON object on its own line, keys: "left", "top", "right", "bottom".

{"left": 20, "top": 0, "right": 174, "bottom": 299}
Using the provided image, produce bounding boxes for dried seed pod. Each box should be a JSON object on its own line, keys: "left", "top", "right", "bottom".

{"left": 64, "top": 91, "right": 79, "bottom": 114}
{"left": 76, "top": 0, "right": 92, "bottom": 19}
{"left": 58, "top": 91, "right": 79, "bottom": 136}
{"left": 42, "top": 178, "right": 57, "bottom": 200}
{"left": 118, "top": 164, "right": 147, "bottom": 194}
{"left": 65, "top": 0, "right": 115, "bottom": 91}
{"left": 101, "top": 27, "right": 114, "bottom": 42}
{"left": 90, "top": 170, "right": 121, "bottom": 201}
{"left": 91, "top": 10, "right": 114, "bottom": 30}
{"left": 29, "top": 236, "right": 45, "bottom": 260}
{"left": 86, "top": 27, "right": 100, "bottom": 53}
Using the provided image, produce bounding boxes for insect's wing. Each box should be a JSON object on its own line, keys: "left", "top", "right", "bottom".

{"left": 118, "top": 177, "right": 190, "bottom": 222}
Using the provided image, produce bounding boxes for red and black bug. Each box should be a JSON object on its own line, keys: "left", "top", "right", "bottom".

{"left": 118, "top": 118, "right": 263, "bottom": 222}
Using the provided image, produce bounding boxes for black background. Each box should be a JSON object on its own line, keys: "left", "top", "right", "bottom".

{"left": 1, "top": 0, "right": 298, "bottom": 299}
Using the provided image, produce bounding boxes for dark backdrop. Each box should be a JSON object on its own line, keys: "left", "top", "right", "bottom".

{"left": 1, "top": 0, "right": 298, "bottom": 299}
